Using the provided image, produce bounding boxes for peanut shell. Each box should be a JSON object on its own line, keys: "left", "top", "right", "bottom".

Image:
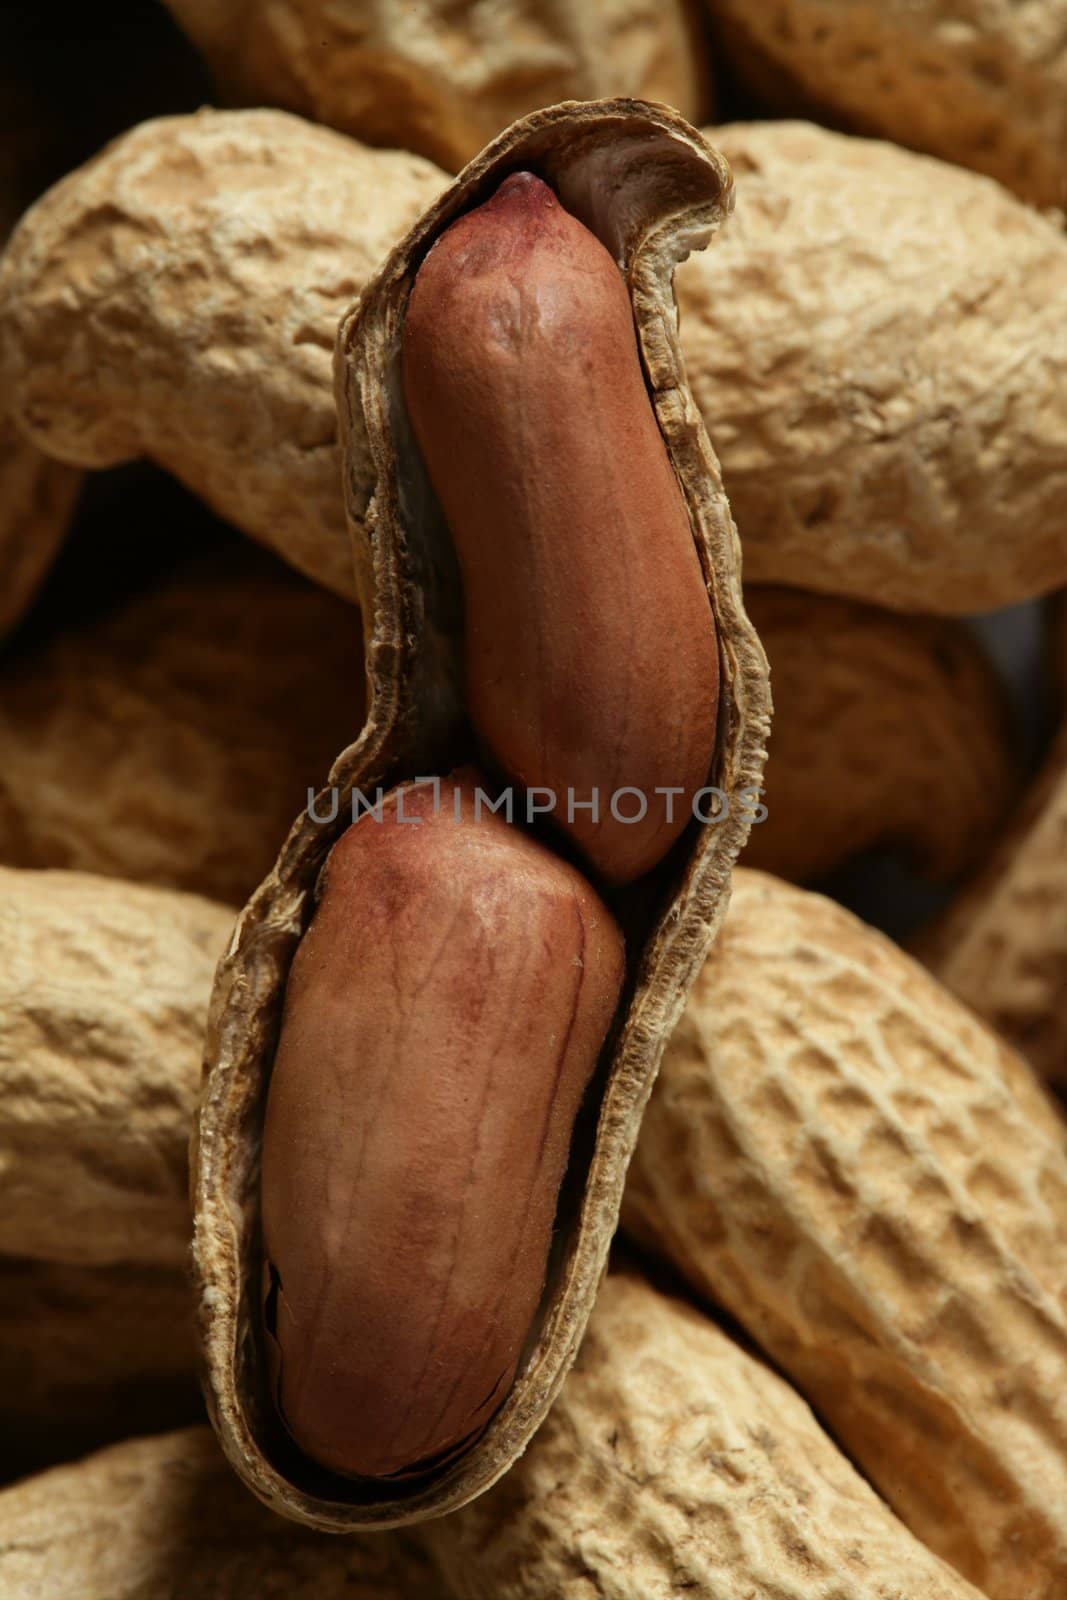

{"left": 7, "top": 113, "right": 1065, "bottom": 616}
{"left": 193, "top": 99, "right": 770, "bottom": 1528}
{"left": 0, "top": 1280, "right": 983, "bottom": 1598}
{"left": 0, "top": 548, "right": 364, "bottom": 905}
{"left": 162, "top": 0, "right": 712, "bottom": 172}
{"left": 0, "top": 1428, "right": 445, "bottom": 1599}
{"left": 701, "top": 0, "right": 1067, "bottom": 208}
{"left": 421, "top": 1271, "right": 982, "bottom": 1600}
{"left": 623, "top": 868, "right": 1067, "bottom": 1596}
{"left": 0, "top": 109, "right": 446, "bottom": 596}
{"left": 0, "top": 865, "right": 233, "bottom": 1267}
{"left": 0, "top": 1258, "right": 200, "bottom": 1483}
{"left": 678, "top": 120, "right": 1067, "bottom": 613}
{"left": 915, "top": 722, "right": 1067, "bottom": 1086}
{"left": 744, "top": 586, "right": 1020, "bottom": 881}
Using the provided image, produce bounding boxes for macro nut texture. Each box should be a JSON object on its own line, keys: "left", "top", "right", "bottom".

{"left": 916, "top": 722, "right": 1067, "bottom": 1086}
{"left": 743, "top": 587, "right": 1019, "bottom": 882}
{"left": 0, "top": 108, "right": 447, "bottom": 596}
{"left": 403, "top": 171, "right": 719, "bottom": 883}
{"left": 0, "top": 547, "right": 365, "bottom": 905}
{"left": 162, "top": 0, "right": 713, "bottom": 171}
{"left": 623, "top": 869, "right": 1067, "bottom": 1597}
{"left": 193, "top": 100, "right": 770, "bottom": 1529}
{"left": 422, "top": 1272, "right": 982, "bottom": 1600}
{"left": 9, "top": 113, "right": 1063, "bottom": 619}
{"left": 0, "top": 1428, "right": 448, "bottom": 1600}
{"left": 678, "top": 120, "right": 1067, "bottom": 613}
{"left": 261, "top": 772, "right": 625, "bottom": 1479}
{"left": 0, "top": 865, "right": 233, "bottom": 1267}
{"left": 700, "top": 0, "right": 1067, "bottom": 207}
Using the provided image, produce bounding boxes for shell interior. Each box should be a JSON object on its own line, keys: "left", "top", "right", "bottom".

{"left": 192, "top": 97, "right": 771, "bottom": 1529}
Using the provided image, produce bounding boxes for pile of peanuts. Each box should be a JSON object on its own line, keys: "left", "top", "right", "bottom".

{"left": 1, "top": 3, "right": 1066, "bottom": 1596}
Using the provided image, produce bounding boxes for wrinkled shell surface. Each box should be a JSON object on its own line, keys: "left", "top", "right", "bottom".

{"left": 0, "top": 109, "right": 446, "bottom": 596}
{"left": 0, "top": 866, "right": 233, "bottom": 1267}
{"left": 0, "top": 548, "right": 364, "bottom": 905}
{"left": 0, "top": 1428, "right": 444, "bottom": 1599}
{"left": 743, "top": 586, "right": 1019, "bottom": 881}
{"left": 916, "top": 723, "right": 1067, "bottom": 1086}
{"left": 163, "top": 0, "right": 712, "bottom": 172}
{"left": 623, "top": 869, "right": 1067, "bottom": 1597}
{"left": 701, "top": 0, "right": 1067, "bottom": 207}
{"left": 194, "top": 100, "right": 770, "bottom": 1528}
{"left": 8, "top": 113, "right": 1062, "bottom": 617}
{"left": 422, "top": 1272, "right": 981, "bottom": 1599}
{"left": 0, "top": 1258, "right": 200, "bottom": 1483}
{"left": 678, "top": 121, "right": 1067, "bottom": 613}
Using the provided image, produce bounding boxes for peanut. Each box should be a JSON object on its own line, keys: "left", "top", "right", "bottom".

{"left": 0, "top": 547, "right": 364, "bottom": 906}
{"left": 8, "top": 113, "right": 1064, "bottom": 617}
{"left": 915, "top": 721, "right": 1067, "bottom": 1085}
{"left": 261, "top": 771, "right": 625, "bottom": 1479}
{"left": 700, "top": 0, "right": 1067, "bottom": 208}
{"left": 402, "top": 172, "right": 719, "bottom": 884}
{"left": 161, "top": 0, "right": 712, "bottom": 172}
{"left": 200, "top": 98, "right": 769, "bottom": 1527}
{"left": 421, "top": 1271, "right": 981, "bottom": 1599}
{"left": 678, "top": 120, "right": 1067, "bottom": 612}
{"left": 0, "top": 865, "right": 233, "bottom": 1267}
{"left": 0, "top": 1427, "right": 447, "bottom": 1599}
{"left": 744, "top": 586, "right": 1020, "bottom": 882}
{"left": 0, "top": 1281, "right": 983, "bottom": 1599}
{"left": 0, "top": 109, "right": 447, "bottom": 597}
{"left": 623, "top": 868, "right": 1067, "bottom": 1597}
{"left": 0, "top": 1258, "right": 199, "bottom": 1485}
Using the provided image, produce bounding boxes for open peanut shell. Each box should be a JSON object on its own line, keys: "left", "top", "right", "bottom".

{"left": 191, "top": 97, "right": 771, "bottom": 1530}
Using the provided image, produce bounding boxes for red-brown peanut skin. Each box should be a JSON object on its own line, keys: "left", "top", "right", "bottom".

{"left": 260, "top": 771, "right": 625, "bottom": 1480}
{"left": 402, "top": 171, "right": 719, "bottom": 886}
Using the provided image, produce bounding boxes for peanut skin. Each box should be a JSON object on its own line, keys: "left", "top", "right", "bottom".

{"left": 260, "top": 770, "right": 625, "bottom": 1479}
{"left": 402, "top": 171, "right": 719, "bottom": 885}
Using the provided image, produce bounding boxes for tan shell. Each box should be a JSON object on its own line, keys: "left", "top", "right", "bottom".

{"left": 192, "top": 99, "right": 770, "bottom": 1528}
{"left": 0, "top": 1279, "right": 981, "bottom": 1597}
{"left": 623, "top": 869, "right": 1067, "bottom": 1597}
{"left": 915, "top": 722, "right": 1067, "bottom": 1086}
{"left": 0, "top": 108, "right": 446, "bottom": 597}
{"left": 162, "top": 0, "right": 713, "bottom": 172}
{"left": 743, "top": 586, "right": 1020, "bottom": 882}
{"left": 701, "top": 0, "right": 1067, "bottom": 208}
{"left": 0, "top": 548, "right": 364, "bottom": 906}
{"left": 8, "top": 112, "right": 1064, "bottom": 620}
{"left": 678, "top": 121, "right": 1067, "bottom": 613}
{"left": 0, "top": 1259, "right": 200, "bottom": 1484}
{"left": 0, "top": 866, "right": 234, "bottom": 1267}
{"left": 421, "top": 1271, "right": 980, "bottom": 1599}
{"left": 0, "top": 1428, "right": 445, "bottom": 1598}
